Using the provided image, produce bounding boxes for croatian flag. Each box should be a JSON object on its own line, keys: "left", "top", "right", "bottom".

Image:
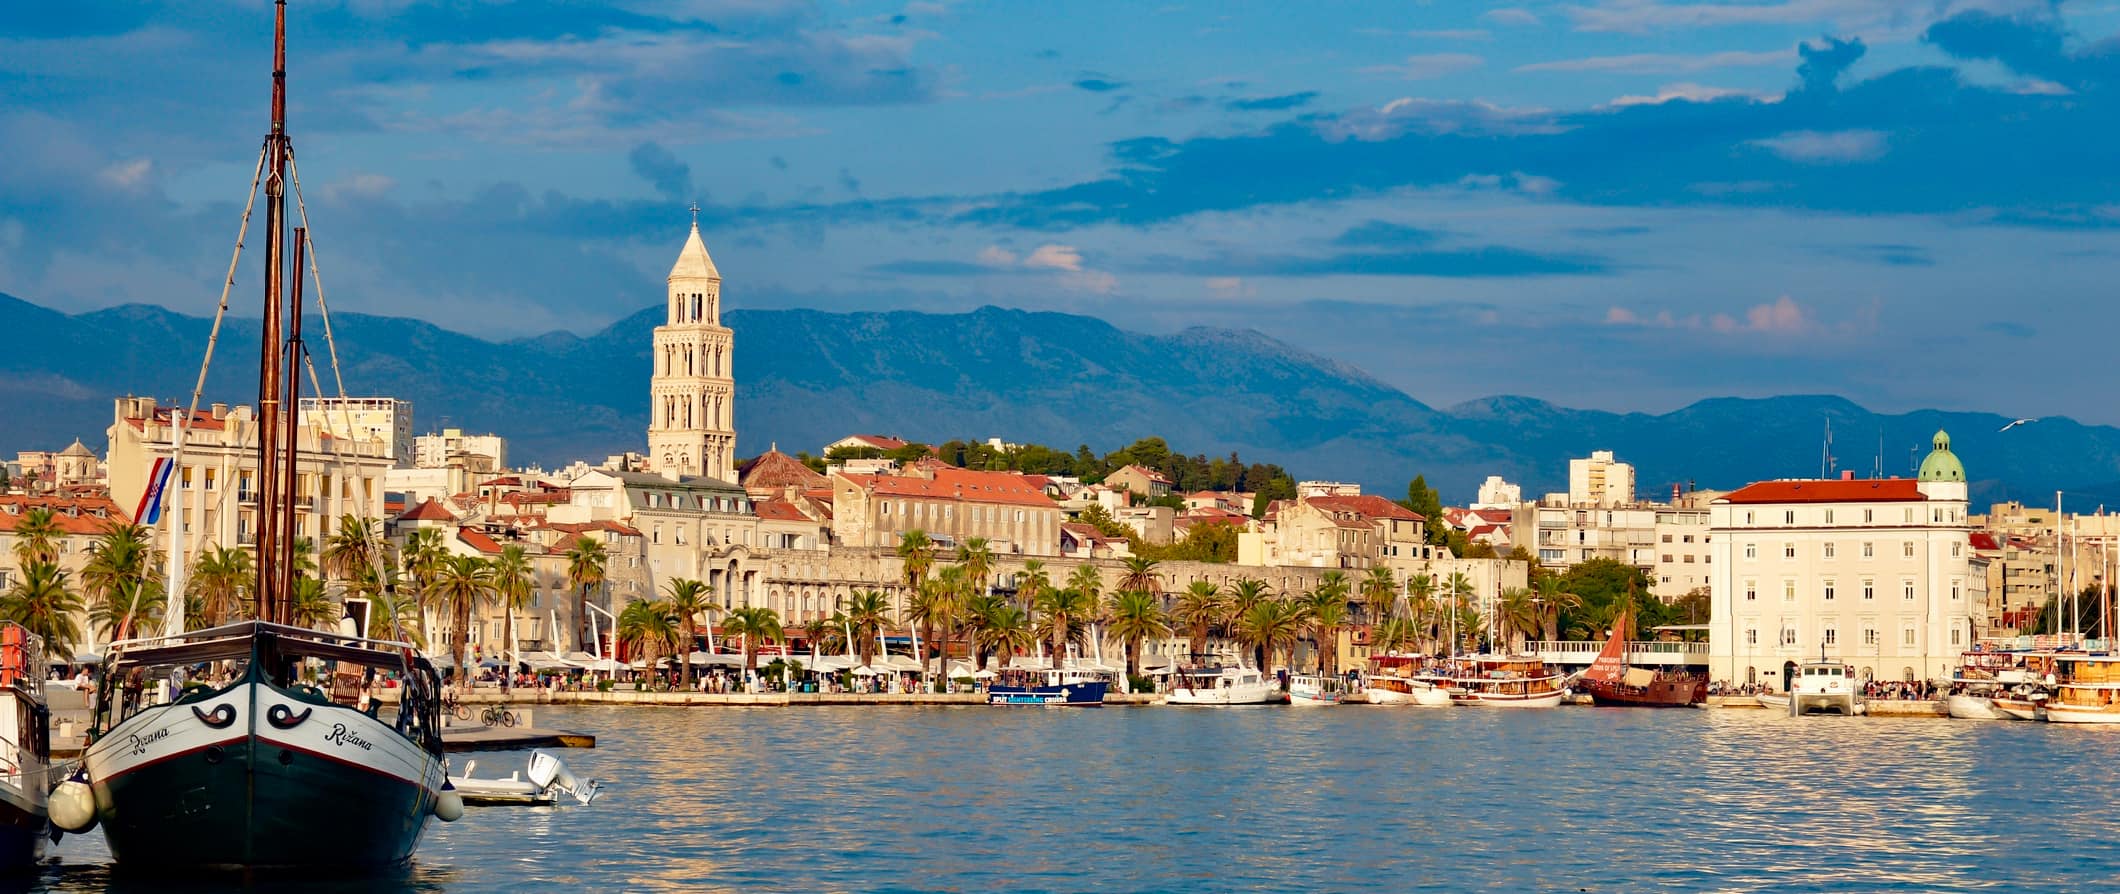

{"left": 136, "top": 457, "right": 175, "bottom": 526}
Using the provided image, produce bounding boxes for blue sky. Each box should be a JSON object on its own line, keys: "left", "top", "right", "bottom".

{"left": 6, "top": 1, "right": 2120, "bottom": 422}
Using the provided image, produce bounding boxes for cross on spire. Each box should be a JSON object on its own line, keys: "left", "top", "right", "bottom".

{"left": 689, "top": 202, "right": 700, "bottom": 227}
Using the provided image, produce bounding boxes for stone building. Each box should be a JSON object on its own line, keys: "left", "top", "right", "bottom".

{"left": 829, "top": 467, "right": 1062, "bottom": 556}
{"left": 647, "top": 220, "right": 737, "bottom": 481}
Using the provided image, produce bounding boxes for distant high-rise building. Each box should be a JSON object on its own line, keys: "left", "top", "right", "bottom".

{"left": 299, "top": 397, "right": 413, "bottom": 468}
{"left": 1568, "top": 450, "right": 1635, "bottom": 507}
{"left": 647, "top": 218, "right": 737, "bottom": 482}
{"left": 1473, "top": 475, "right": 1521, "bottom": 510}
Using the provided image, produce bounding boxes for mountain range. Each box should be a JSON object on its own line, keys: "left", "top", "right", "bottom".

{"left": 6, "top": 290, "right": 2119, "bottom": 507}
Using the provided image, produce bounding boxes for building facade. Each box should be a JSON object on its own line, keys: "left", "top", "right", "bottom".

{"left": 1708, "top": 431, "right": 1976, "bottom": 687}
{"left": 299, "top": 397, "right": 413, "bottom": 468}
{"left": 648, "top": 220, "right": 738, "bottom": 482}
{"left": 1568, "top": 450, "right": 1635, "bottom": 507}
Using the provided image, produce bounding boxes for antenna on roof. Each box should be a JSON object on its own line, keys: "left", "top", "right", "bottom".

{"left": 1819, "top": 417, "right": 1835, "bottom": 479}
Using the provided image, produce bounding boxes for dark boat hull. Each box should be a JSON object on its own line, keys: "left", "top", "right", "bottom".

{"left": 0, "top": 787, "right": 44, "bottom": 871}
{"left": 86, "top": 679, "right": 443, "bottom": 871}
{"left": 987, "top": 681, "right": 1108, "bottom": 706}
{"left": 1584, "top": 676, "right": 1707, "bottom": 708}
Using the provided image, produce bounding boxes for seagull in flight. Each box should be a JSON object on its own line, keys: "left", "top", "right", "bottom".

{"left": 1999, "top": 418, "right": 2038, "bottom": 433}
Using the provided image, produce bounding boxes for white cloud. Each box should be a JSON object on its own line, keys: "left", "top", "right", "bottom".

{"left": 1607, "top": 296, "right": 1830, "bottom": 336}
{"left": 1483, "top": 8, "right": 1541, "bottom": 26}
{"left": 1608, "top": 83, "right": 1782, "bottom": 107}
{"left": 1455, "top": 171, "right": 1562, "bottom": 196}
{"left": 1516, "top": 49, "right": 1792, "bottom": 74}
{"left": 1023, "top": 243, "right": 1085, "bottom": 271}
{"left": 1361, "top": 53, "right": 1485, "bottom": 80}
{"left": 1205, "top": 276, "right": 1255, "bottom": 298}
{"left": 1751, "top": 129, "right": 1890, "bottom": 164}
{"left": 325, "top": 174, "right": 398, "bottom": 200}
{"left": 977, "top": 245, "right": 1018, "bottom": 266}
{"left": 98, "top": 159, "right": 152, "bottom": 189}
{"left": 2010, "top": 79, "right": 2073, "bottom": 96}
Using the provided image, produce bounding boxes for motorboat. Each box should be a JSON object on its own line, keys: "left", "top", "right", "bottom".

{"left": 0, "top": 625, "right": 49, "bottom": 869}
{"left": 2040, "top": 655, "right": 2120, "bottom": 724}
{"left": 1945, "top": 671, "right": 2008, "bottom": 720}
{"left": 1167, "top": 667, "right": 1280, "bottom": 705}
{"left": 450, "top": 751, "right": 600, "bottom": 806}
{"left": 1286, "top": 674, "right": 1346, "bottom": 706}
{"left": 986, "top": 666, "right": 1112, "bottom": 706}
{"left": 1362, "top": 655, "right": 1453, "bottom": 707}
{"left": 1787, "top": 656, "right": 1865, "bottom": 716}
{"left": 1447, "top": 656, "right": 1565, "bottom": 708}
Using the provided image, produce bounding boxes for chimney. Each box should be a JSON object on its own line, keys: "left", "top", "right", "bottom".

{"left": 1841, "top": 470, "right": 1855, "bottom": 481}
{"left": 211, "top": 403, "right": 228, "bottom": 420}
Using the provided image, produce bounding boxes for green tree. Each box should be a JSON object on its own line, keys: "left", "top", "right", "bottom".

{"left": 972, "top": 598, "right": 1036, "bottom": 671}
{"left": 896, "top": 529, "right": 937, "bottom": 594}
{"left": 289, "top": 576, "right": 338, "bottom": 630}
{"left": 1226, "top": 578, "right": 1273, "bottom": 669}
{"left": 1497, "top": 586, "right": 1539, "bottom": 653}
{"left": 906, "top": 577, "right": 955, "bottom": 685}
{"left": 10, "top": 508, "right": 60, "bottom": 567}
{"left": 1118, "top": 555, "right": 1162, "bottom": 598}
{"left": 401, "top": 528, "right": 447, "bottom": 642}
{"left": 190, "top": 544, "right": 254, "bottom": 625}
{"left": 490, "top": 545, "right": 535, "bottom": 692}
{"left": 841, "top": 589, "right": 893, "bottom": 670}
{"left": 1236, "top": 599, "right": 1303, "bottom": 678}
{"left": 322, "top": 514, "right": 381, "bottom": 587}
{"left": 721, "top": 606, "right": 784, "bottom": 678}
{"left": 432, "top": 555, "right": 494, "bottom": 689}
{"left": 1534, "top": 574, "right": 1581, "bottom": 643}
{"left": 1034, "top": 580, "right": 1099, "bottom": 669}
{"left": 1172, "top": 580, "right": 1226, "bottom": 661}
{"left": 92, "top": 577, "right": 164, "bottom": 644}
{"left": 1303, "top": 588, "right": 1348, "bottom": 675}
{"left": 368, "top": 587, "right": 425, "bottom": 647}
{"left": 1401, "top": 476, "right": 1446, "bottom": 545}
{"left": 565, "top": 535, "right": 608, "bottom": 652}
{"left": 1404, "top": 573, "right": 1438, "bottom": 651}
{"left": 661, "top": 578, "right": 719, "bottom": 691}
{"left": 618, "top": 599, "right": 678, "bottom": 678}
{"left": 1, "top": 562, "right": 82, "bottom": 656}
{"left": 1358, "top": 567, "right": 1397, "bottom": 624}
{"left": 1105, "top": 589, "right": 1170, "bottom": 683}
{"left": 81, "top": 520, "right": 158, "bottom": 639}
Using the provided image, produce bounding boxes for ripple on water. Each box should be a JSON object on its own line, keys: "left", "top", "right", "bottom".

{"left": 25, "top": 705, "right": 2120, "bottom": 893}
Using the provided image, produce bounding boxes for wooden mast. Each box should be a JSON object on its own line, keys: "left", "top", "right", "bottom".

{"left": 255, "top": 0, "right": 290, "bottom": 625}
{"left": 278, "top": 227, "right": 307, "bottom": 621}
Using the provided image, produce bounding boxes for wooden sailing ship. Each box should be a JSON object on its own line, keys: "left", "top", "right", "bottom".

{"left": 1577, "top": 606, "right": 1705, "bottom": 708}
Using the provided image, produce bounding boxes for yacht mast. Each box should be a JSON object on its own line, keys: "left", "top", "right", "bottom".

{"left": 255, "top": 0, "right": 290, "bottom": 626}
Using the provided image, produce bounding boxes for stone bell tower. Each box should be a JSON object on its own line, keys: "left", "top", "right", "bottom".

{"left": 648, "top": 213, "right": 736, "bottom": 481}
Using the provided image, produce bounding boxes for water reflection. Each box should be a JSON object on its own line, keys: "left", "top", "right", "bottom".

{"left": 26, "top": 705, "right": 2120, "bottom": 892}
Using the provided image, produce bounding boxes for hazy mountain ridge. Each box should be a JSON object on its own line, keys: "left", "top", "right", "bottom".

{"left": 4, "top": 291, "right": 2117, "bottom": 504}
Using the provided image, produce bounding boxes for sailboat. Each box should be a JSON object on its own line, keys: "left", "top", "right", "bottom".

{"left": 56, "top": 1, "right": 459, "bottom": 870}
{"left": 0, "top": 625, "right": 51, "bottom": 868}
{"left": 1577, "top": 607, "right": 1705, "bottom": 708}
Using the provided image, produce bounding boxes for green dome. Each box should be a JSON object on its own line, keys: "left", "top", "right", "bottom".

{"left": 1918, "top": 429, "right": 1965, "bottom": 482}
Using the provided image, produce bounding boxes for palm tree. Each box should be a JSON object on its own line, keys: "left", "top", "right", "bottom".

{"left": 1405, "top": 573, "right": 1438, "bottom": 651}
{"left": 290, "top": 536, "right": 318, "bottom": 580}
{"left": 490, "top": 545, "right": 535, "bottom": 692}
{"left": 1172, "top": 580, "right": 1225, "bottom": 661}
{"left": 1535, "top": 574, "right": 1581, "bottom": 643}
{"left": 1301, "top": 588, "right": 1349, "bottom": 675}
{"left": 972, "top": 599, "right": 1036, "bottom": 671}
{"left": 564, "top": 535, "right": 609, "bottom": 652}
{"left": 91, "top": 578, "right": 164, "bottom": 643}
{"left": 1033, "top": 583, "right": 1098, "bottom": 669}
{"left": 1497, "top": 586, "right": 1540, "bottom": 653}
{"left": 1118, "top": 555, "right": 1161, "bottom": 598}
{"left": 905, "top": 578, "right": 952, "bottom": 684}
{"left": 1066, "top": 563, "right": 1102, "bottom": 610}
{"left": 896, "top": 529, "right": 936, "bottom": 594}
{"left": 1225, "top": 578, "right": 1272, "bottom": 669}
{"left": 10, "top": 508, "right": 60, "bottom": 567}
{"left": 289, "top": 577, "right": 338, "bottom": 630}
{"left": 1105, "top": 589, "right": 1169, "bottom": 684}
{"left": 661, "top": 578, "right": 718, "bottom": 691}
{"left": 0, "top": 562, "right": 82, "bottom": 656}
{"left": 367, "top": 587, "right": 425, "bottom": 647}
{"left": 322, "top": 514, "right": 380, "bottom": 587}
{"left": 1235, "top": 599, "right": 1302, "bottom": 678}
{"left": 81, "top": 520, "right": 158, "bottom": 639}
{"left": 1359, "top": 567, "right": 1397, "bottom": 623}
{"left": 401, "top": 528, "right": 447, "bottom": 638}
{"left": 799, "top": 616, "right": 838, "bottom": 656}
{"left": 618, "top": 599, "right": 678, "bottom": 680}
{"left": 841, "top": 589, "right": 893, "bottom": 670}
{"left": 1446, "top": 571, "right": 1478, "bottom": 650}
{"left": 431, "top": 554, "right": 494, "bottom": 689}
{"left": 1016, "top": 559, "right": 1052, "bottom": 609}
{"left": 190, "top": 545, "right": 254, "bottom": 625}
{"left": 721, "top": 606, "right": 783, "bottom": 678}
{"left": 1373, "top": 616, "right": 1419, "bottom": 655}
{"left": 959, "top": 537, "right": 995, "bottom": 598}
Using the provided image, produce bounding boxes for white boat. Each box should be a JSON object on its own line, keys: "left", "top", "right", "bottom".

{"left": 2040, "top": 655, "right": 2120, "bottom": 724}
{"left": 1992, "top": 692, "right": 2047, "bottom": 721}
{"left": 1448, "top": 656, "right": 1565, "bottom": 708}
{"left": 1167, "top": 667, "right": 1280, "bottom": 705}
{"left": 1287, "top": 674, "right": 1345, "bottom": 706}
{"left": 1945, "top": 675, "right": 2007, "bottom": 720}
{"left": 450, "top": 751, "right": 600, "bottom": 806}
{"left": 1786, "top": 656, "right": 1865, "bottom": 716}
{"left": 1362, "top": 655, "right": 1454, "bottom": 707}
{"left": 0, "top": 625, "right": 49, "bottom": 869}
{"left": 1755, "top": 692, "right": 1790, "bottom": 711}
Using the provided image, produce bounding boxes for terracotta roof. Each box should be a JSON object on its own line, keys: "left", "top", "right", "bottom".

{"left": 124, "top": 407, "right": 229, "bottom": 433}
{"left": 1718, "top": 479, "right": 1926, "bottom": 504}
{"left": 1468, "top": 523, "right": 1504, "bottom": 538}
{"left": 544, "top": 520, "right": 643, "bottom": 538}
{"left": 839, "top": 434, "right": 909, "bottom": 451}
{"left": 752, "top": 499, "right": 813, "bottom": 522}
{"left": 550, "top": 532, "right": 586, "bottom": 553}
{"left": 456, "top": 527, "right": 505, "bottom": 554}
{"left": 398, "top": 498, "right": 457, "bottom": 522}
{"left": 1060, "top": 523, "right": 1123, "bottom": 545}
{"left": 1969, "top": 532, "right": 2002, "bottom": 551}
{"left": 1307, "top": 494, "right": 1425, "bottom": 522}
{"left": 844, "top": 468, "right": 1056, "bottom": 509}
{"left": 0, "top": 495, "right": 131, "bottom": 535}
{"left": 739, "top": 449, "right": 827, "bottom": 490}
{"left": 1116, "top": 464, "right": 1172, "bottom": 483}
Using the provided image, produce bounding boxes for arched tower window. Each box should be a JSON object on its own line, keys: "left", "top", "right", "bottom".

{"left": 692, "top": 294, "right": 703, "bottom": 321}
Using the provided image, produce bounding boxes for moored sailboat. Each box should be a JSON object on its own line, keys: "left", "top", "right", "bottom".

{"left": 1576, "top": 612, "right": 1704, "bottom": 708}
{"left": 0, "top": 626, "right": 50, "bottom": 869}
{"left": 61, "top": 1, "right": 458, "bottom": 870}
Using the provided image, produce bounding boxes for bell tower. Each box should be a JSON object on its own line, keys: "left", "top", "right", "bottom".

{"left": 648, "top": 212, "right": 736, "bottom": 480}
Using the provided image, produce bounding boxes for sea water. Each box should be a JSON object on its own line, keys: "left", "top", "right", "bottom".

{"left": 31, "top": 705, "right": 2119, "bottom": 892}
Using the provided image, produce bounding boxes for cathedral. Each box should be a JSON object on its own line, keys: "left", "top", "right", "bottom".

{"left": 648, "top": 218, "right": 737, "bottom": 481}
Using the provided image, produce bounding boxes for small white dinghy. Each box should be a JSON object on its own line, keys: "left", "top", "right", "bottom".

{"left": 449, "top": 750, "right": 601, "bottom": 807}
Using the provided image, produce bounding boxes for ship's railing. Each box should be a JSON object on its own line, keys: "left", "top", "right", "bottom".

{"left": 1525, "top": 640, "right": 1708, "bottom": 666}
